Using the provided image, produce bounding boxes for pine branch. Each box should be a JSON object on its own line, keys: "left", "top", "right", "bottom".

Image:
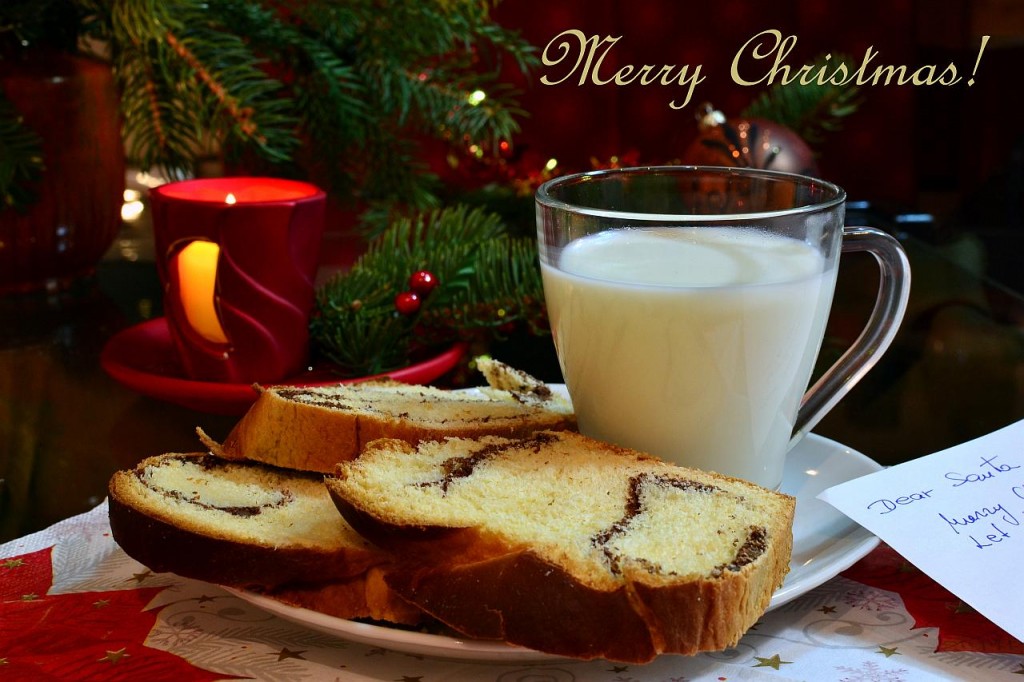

{"left": 0, "top": 94, "right": 44, "bottom": 211}
{"left": 419, "top": 236, "right": 546, "bottom": 334}
{"left": 3, "top": 0, "right": 537, "bottom": 214}
{"left": 202, "top": 0, "right": 370, "bottom": 170}
{"left": 311, "top": 205, "right": 545, "bottom": 376}
{"left": 312, "top": 267, "right": 416, "bottom": 374}
{"left": 359, "top": 129, "right": 443, "bottom": 207}
{"left": 343, "top": 0, "right": 536, "bottom": 211}
{"left": 355, "top": 205, "right": 507, "bottom": 293}
{"left": 472, "top": 21, "right": 537, "bottom": 75}
{"left": 356, "top": 32, "right": 529, "bottom": 145}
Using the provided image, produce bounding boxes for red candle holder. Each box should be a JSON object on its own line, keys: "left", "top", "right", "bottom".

{"left": 150, "top": 177, "right": 326, "bottom": 383}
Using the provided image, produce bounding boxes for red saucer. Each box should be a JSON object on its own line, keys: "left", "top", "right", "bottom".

{"left": 100, "top": 318, "right": 466, "bottom": 415}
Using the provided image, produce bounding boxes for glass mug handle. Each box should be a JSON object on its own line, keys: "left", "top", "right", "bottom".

{"left": 791, "top": 226, "right": 912, "bottom": 444}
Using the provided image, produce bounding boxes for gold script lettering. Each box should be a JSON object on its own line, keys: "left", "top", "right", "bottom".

{"left": 541, "top": 29, "right": 705, "bottom": 110}
{"left": 731, "top": 30, "right": 965, "bottom": 88}
{"left": 540, "top": 30, "right": 620, "bottom": 86}
{"left": 731, "top": 29, "right": 799, "bottom": 86}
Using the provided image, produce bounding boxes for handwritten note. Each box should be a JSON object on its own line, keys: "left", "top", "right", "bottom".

{"left": 818, "top": 419, "right": 1024, "bottom": 643}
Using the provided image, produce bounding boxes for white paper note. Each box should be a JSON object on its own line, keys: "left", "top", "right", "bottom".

{"left": 818, "top": 419, "right": 1024, "bottom": 643}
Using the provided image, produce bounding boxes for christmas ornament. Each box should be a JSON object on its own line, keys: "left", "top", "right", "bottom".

{"left": 394, "top": 291, "right": 421, "bottom": 315}
{"left": 682, "top": 104, "right": 819, "bottom": 177}
{"left": 409, "top": 270, "right": 439, "bottom": 296}
{"left": 742, "top": 54, "right": 862, "bottom": 149}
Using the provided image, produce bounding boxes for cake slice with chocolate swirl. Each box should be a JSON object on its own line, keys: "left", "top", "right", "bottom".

{"left": 108, "top": 453, "right": 421, "bottom": 624}
{"left": 202, "top": 357, "right": 575, "bottom": 474}
{"left": 326, "top": 430, "right": 795, "bottom": 663}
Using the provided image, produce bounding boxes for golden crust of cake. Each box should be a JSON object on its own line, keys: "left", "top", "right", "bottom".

{"left": 325, "top": 430, "right": 795, "bottom": 663}
{"left": 257, "top": 567, "right": 423, "bottom": 625}
{"left": 204, "top": 360, "right": 575, "bottom": 474}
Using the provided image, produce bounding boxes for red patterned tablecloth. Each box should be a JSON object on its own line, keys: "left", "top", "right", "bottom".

{"left": 2, "top": 503, "right": 1023, "bottom": 682}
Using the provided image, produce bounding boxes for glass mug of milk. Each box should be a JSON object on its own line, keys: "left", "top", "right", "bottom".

{"left": 536, "top": 166, "right": 910, "bottom": 490}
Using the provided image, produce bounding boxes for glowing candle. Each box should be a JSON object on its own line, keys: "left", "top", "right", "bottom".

{"left": 175, "top": 240, "right": 228, "bottom": 344}
{"left": 149, "top": 177, "right": 326, "bottom": 382}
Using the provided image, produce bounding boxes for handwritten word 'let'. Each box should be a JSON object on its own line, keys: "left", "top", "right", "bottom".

{"left": 939, "top": 503, "right": 1020, "bottom": 549}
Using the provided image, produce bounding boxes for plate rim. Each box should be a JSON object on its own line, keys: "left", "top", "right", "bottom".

{"left": 770, "top": 433, "right": 881, "bottom": 608}
{"left": 221, "top": 585, "right": 554, "bottom": 662}
{"left": 99, "top": 317, "right": 466, "bottom": 414}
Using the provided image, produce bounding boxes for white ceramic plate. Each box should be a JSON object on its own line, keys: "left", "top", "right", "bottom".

{"left": 771, "top": 432, "right": 881, "bottom": 607}
{"left": 226, "top": 429, "right": 880, "bottom": 662}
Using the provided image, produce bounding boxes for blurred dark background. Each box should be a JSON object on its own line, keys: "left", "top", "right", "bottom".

{"left": 493, "top": 0, "right": 1022, "bottom": 290}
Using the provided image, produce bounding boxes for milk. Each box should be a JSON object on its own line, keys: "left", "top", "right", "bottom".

{"left": 541, "top": 226, "right": 837, "bottom": 488}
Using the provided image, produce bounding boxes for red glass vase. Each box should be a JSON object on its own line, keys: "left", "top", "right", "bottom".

{"left": 0, "top": 51, "right": 124, "bottom": 293}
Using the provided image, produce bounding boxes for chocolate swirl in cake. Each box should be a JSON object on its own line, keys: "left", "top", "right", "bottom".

{"left": 275, "top": 386, "right": 427, "bottom": 415}
{"left": 421, "top": 432, "right": 559, "bottom": 493}
{"left": 592, "top": 472, "right": 766, "bottom": 577}
{"left": 273, "top": 387, "right": 357, "bottom": 412}
{"left": 712, "top": 526, "right": 769, "bottom": 576}
{"left": 275, "top": 386, "right": 460, "bottom": 421}
{"left": 136, "top": 454, "right": 294, "bottom": 518}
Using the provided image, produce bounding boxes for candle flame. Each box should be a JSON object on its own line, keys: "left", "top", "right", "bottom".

{"left": 177, "top": 241, "right": 228, "bottom": 344}
{"left": 225, "top": 193, "right": 237, "bottom": 205}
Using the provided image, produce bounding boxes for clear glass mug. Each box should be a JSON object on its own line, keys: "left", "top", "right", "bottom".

{"left": 536, "top": 166, "right": 910, "bottom": 489}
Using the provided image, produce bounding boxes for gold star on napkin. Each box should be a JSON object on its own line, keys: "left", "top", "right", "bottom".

{"left": 753, "top": 654, "right": 792, "bottom": 669}
{"left": 99, "top": 648, "right": 130, "bottom": 664}
{"left": 275, "top": 647, "right": 307, "bottom": 661}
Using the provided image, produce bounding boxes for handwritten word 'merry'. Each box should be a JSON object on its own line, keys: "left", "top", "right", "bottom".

{"left": 939, "top": 502, "right": 1020, "bottom": 549}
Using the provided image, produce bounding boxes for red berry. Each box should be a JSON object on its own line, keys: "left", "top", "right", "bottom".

{"left": 409, "top": 270, "right": 438, "bottom": 295}
{"left": 394, "top": 291, "right": 421, "bottom": 315}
